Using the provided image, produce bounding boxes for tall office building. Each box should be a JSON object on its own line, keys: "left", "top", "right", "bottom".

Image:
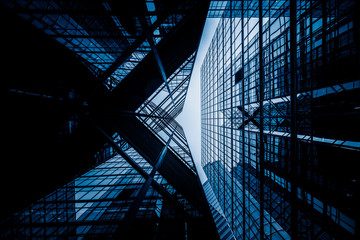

{"left": 1, "top": 0, "right": 220, "bottom": 239}
{"left": 202, "top": 0, "right": 360, "bottom": 239}
{"left": 203, "top": 179, "right": 236, "bottom": 240}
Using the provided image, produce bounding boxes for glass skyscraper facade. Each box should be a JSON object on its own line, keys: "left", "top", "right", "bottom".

{"left": 203, "top": 179, "right": 236, "bottom": 240}
{"left": 202, "top": 1, "right": 360, "bottom": 239}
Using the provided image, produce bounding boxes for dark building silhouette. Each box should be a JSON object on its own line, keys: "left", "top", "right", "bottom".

{"left": 1, "top": 0, "right": 219, "bottom": 239}
{"left": 201, "top": 0, "right": 360, "bottom": 240}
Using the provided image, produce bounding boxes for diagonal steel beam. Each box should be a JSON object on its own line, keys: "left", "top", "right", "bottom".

{"left": 119, "top": 129, "right": 176, "bottom": 237}
{"left": 96, "top": 15, "right": 166, "bottom": 85}
{"left": 237, "top": 106, "right": 261, "bottom": 129}
{"left": 88, "top": 118, "right": 189, "bottom": 218}
{"left": 139, "top": 15, "right": 176, "bottom": 106}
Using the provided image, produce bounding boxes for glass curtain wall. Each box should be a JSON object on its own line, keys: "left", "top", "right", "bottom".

{"left": 202, "top": 0, "right": 360, "bottom": 239}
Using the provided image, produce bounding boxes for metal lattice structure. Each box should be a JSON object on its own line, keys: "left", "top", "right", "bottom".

{"left": 2, "top": 0, "right": 220, "bottom": 239}
{"left": 1, "top": 0, "right": 197, "bottom": 90}
{"left": 1, "top": 139, "right": 205, "bottom": 239}
{"left": 136, "top": 52, "right": 197, "bottom": 173}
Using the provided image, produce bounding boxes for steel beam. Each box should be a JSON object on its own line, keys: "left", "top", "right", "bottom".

{"left": 139, "top": 15, "right": 176, "bottom": 106}
{"left": 96, "top": 15, "right": 166, "bottom": 85}
{"left": 119, "top": 129, "right": 176, "bottom": 237}
{"left": 88, "top": 118, "right": 190, "bottom": 219}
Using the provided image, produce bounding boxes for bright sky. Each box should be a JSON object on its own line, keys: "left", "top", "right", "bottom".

{"left": 177, "top": 18, "right": 220, "bottom": 183}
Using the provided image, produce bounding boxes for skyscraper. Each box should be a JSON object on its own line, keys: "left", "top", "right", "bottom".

{"left": 2, "top": 0, "right": 360, "bottom": 239}
{"left": 202, "top": 0, "right": 360, "bottom": 239}
{"left": 203, "top": 179, "right": 236, "bottom": 240}
{"left": 1, "top": 0, "right": 220, "bottom": 239}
